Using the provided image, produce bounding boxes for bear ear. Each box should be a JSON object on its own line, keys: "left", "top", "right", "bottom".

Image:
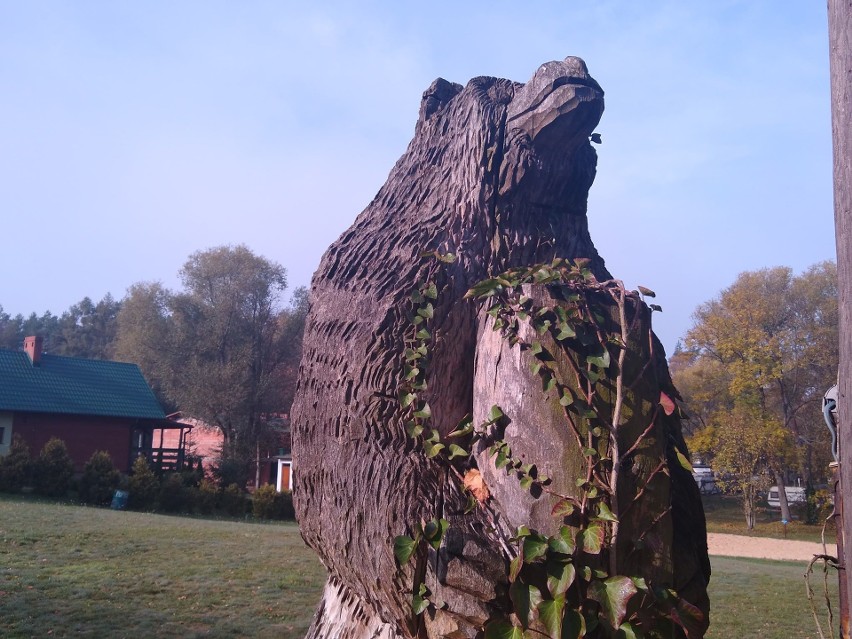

{"left": 418, "top": 78, "right": 463, "bottom": 125}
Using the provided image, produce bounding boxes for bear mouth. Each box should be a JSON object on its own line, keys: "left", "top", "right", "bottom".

{"left": 505, "top": 59, "right": 604, "bottom": 147}
{"left": 508, "top": 75, "right": 602, "bottom": 126}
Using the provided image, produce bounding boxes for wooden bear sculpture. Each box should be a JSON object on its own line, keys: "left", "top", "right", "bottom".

{"left": 291, "top": 57, "right": 709, "bottom": 638}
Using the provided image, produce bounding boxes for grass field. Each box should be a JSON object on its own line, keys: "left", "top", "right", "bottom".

{"left": 708, "top": 556, "right": 839, "bottom": 639}
{"left": 0, "top": 495, "right": 325, "bottom": 638}
{"left": 0, "top": 494, "right": 843, "bottom": 638}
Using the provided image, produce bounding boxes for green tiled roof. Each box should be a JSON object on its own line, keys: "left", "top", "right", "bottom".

{"left": 0, "top": 349, "right": 166, "bottom": 420}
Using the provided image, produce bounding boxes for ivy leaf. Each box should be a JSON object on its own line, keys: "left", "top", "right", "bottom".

{"left": 405, "top": 420, "right": 424, "bottom": 438}
{"left": 580, "top": 523, "right": 604, "bottom": 554}
{"left": 509, "top": 581, "right": 543, "bottom": 629}
{"left": 551, "top": 499, "right": 576, "bottom": 518}
{"left": 416, "top": 328, "right": 431, "bottom": 340}
{"left": 411, "top": 582, "right": 430, "bottom": 615}
{"left": 596, "top": 502, "right": 618, "bottom": 522}
{"left": 522, "top": 531, "right": 549, "bottom": 562}
{"left": 563, "top": 608, "right": 586, "bottom": 639}
{"left": 417, "top": 303, "right": 434, "bottom": 319}
{"left": 423, "top": 518, "right": 449, "bottom": 550}
{"left": 586, "top": 349, "right": 611, "bottom": 369}
{"left": 447, "top": 444, "right": 469, "bottom": 460}
{"left": 414, "top": 402, "right": 432, "bottom": 419}
{"left": 509, "top": 554, "right": 523, "bottom": 582}
{"left": 422, "top": 440, "right": 445, "bottom": 458}
{"left": 546, "top": 561, "right": 575, "bottom": 597}
{"left": 463, "top": 468, "right": 490, "bottom": 502}
{"left": 393, "top": 535, "right": 418, "bottom": 565}
{"left": 537, "top": 596, "right": 565, "bottom": 638}
{"left": 404, "top": 365, "right": 420, "bottom": 381}
{"left": 675, "top": 449, "right": 694, "bottom": 473}
{"left": 631, "top": 576, "right": 648, "bottom": 592}
{"left": 437, "top": 252, "right": 456, "bottom": 263}
{"left": 448, "top": 415, "right": 474, "bottom": 438}
{"left": 399, "top": 391, "right": 416, "bottom": 408}
{"left": 483, "top": 620, "right": 525, "bottom": 639}
{"left": 410, "top": 289, "right": 424, "bottom": 303}
{"left": 637, "top": 286, "right": 656, "bottom": 298}
{"left": 618, "top": 622, "right": 639, "bottom": 639}
{"left": 587, "top": 576, "right": 638, "bottom": 628}
{"left": 660, "top": 391, "right": 676, "bottom": 416}
{"left": 554, "top": 526, "right": 576, "bottom": 554}
{"left": 556, "top": 324, "right": 576, "bottom": 341}
{"left": 495, "top": 448, "right": 510, "bottom": 469}
{"left": 423, "top": 282, "right": 438, "bottom": 299}
{"left": 465, "top": 278, "right": 503, "bottom": 299}
{"left": 519, "top": 475, "right": 534, "bottom": 491}
{"left": 668, "top": 596, "right": 706, "bottom": 638}
{"left": 488, "top": 405, "right": 505, "bottom": 423}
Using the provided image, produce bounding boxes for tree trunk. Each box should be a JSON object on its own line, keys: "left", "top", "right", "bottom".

{"left": 743, "top": 486, "right": 756, "bottom": 530}
{"left": 830, "top": 0, "right": 852, "bottom": 634}
{"left": 774, "top": 469, "right": 792, "bottom": 523}
{"left": 291, "top": 57, "right": 710, "bottom": 638}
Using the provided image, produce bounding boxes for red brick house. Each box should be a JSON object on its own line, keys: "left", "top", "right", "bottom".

{"left": 0, "top": 336, "right": 190, "bottom": 473}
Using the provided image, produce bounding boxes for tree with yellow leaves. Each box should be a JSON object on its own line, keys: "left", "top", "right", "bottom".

{"left": 674, "top": 262, "right": 837, "bottom": 528}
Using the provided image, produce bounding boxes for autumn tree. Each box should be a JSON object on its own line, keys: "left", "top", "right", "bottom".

{"left": 114, "top": 245, "right": 306, "bottom": 485}
{"left": 675, "top": 262, "right": 838, "bottom": 527}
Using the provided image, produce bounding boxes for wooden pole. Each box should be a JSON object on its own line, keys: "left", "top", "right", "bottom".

{"left": 830, "top": 1, "right": 852, "bottom": 636}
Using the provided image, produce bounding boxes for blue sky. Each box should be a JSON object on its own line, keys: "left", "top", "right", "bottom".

{"left": 0, "top": 2, "right": 835, "bottom": 353}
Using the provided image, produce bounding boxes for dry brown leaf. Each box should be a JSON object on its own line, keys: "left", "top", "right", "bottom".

{"left": 660, "top": 391, "right": 676, "bottom": 416}
{"left": 463, "top": 469, "right": 490, "bottom": 502}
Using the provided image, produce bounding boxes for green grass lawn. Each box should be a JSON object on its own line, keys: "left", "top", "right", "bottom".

{"left": 708, "top": 557, "right": 839, "bottom": 639}
{"left": 0, "top": 494, "right": 843, "bottom": 638}
{"left": 0, "top": 495, "right": 326, "bottom": 638}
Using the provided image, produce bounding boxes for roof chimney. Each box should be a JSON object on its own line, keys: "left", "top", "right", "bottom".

{"left": 23, "top": 335, "right": 43, "bottom": 365}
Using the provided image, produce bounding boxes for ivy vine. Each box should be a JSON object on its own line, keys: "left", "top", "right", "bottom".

{"left": 394, "top": 257, "right": 703, "bottom": 639}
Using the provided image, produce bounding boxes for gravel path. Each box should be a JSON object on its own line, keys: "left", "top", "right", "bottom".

{"left": 708, "top": 532, "right": 837, "bottom": 562}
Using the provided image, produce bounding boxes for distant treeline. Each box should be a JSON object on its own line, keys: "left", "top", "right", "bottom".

{"left": 0, "top": 294, "right": 120, "bottom": 360}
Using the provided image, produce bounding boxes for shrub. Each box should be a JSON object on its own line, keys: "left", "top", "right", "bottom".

{"left": 252, "top": 485, "right": 278, "bottom": 519}
{"left": 212, "top": 453, "right": 251, "bottom": 490}
{"left": 158, "top": 473, "right": 191, "bottom": 513}
{"left": 0, "top": 434, "right": 33, "bottom": 493}
{"left": 33, "top": 438, "right": 75, "bottom": 498}
{"left": 275, "top": 491, "right": 295, "bottom": 520}
{"left": 180, "top": 457, "right": 205, "bottom": 488}
{"left": 128, "top": 456, "right": 159, "bottom": 510}
{"left": 80, "top": 451, "right": 120, "bottom": 506}
{"left": 252, "top": 485, "right": 295, "bottom": 520}
{"left": 194, "top": 478, "right": 218, "bottom": 515}
{"left": 220, "top": 482, "right": 247, "bottom": 517}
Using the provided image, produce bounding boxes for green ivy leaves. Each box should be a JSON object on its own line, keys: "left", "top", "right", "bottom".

{"left": 394, "top": 257, "right": 702, "bottom": 639}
